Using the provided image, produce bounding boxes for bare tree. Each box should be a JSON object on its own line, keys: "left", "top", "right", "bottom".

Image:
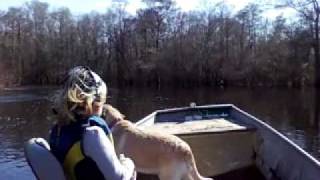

{"left": 0, "top": 0, "right": 316, "bottom": 88}
{"left": 279, "top": 0, "right": 320, "bottom": 86}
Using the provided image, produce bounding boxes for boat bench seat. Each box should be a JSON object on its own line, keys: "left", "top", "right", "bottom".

{"left": 140, "top": 118, "right": 254, "bottom": 135}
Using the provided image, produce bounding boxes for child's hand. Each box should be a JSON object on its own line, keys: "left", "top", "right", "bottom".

{"left": 119, "top": 154, "right": 136, "bottom": 179}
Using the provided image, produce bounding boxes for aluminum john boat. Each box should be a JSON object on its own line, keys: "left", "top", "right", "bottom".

{"left": 135, "top": 104, "right": 320, "bottom": 180}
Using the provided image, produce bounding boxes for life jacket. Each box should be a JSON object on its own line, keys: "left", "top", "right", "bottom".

{"left": 50, "top": 115, "right": 114, "bottom": 180}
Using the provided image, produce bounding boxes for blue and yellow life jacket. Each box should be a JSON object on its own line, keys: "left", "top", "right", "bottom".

{"left": 50, "top": 115, "right": 113, "bottom": 180}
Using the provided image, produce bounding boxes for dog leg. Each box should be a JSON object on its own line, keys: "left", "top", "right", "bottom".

{"left": 158, "top": 173, "right": 181, "bottom": 180}
{"left": 158, "top": 161, "right": 187, "bottom": 180}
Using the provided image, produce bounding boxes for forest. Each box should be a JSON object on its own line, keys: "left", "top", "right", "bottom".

{"left": 0, "top": 0, "right": 318, "bottom": 88}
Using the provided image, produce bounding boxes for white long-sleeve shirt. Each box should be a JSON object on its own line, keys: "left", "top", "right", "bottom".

{"left": 83, "top": 126, "right": 136, "bottom": 180}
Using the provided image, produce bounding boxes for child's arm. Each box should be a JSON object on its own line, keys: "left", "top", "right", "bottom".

{"left": 83, "top": 126, "right": 136, "bottom": 180}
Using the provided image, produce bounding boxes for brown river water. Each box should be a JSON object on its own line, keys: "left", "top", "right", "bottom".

{"left": 0, "top": 87, "right": 319, "bottom": 179}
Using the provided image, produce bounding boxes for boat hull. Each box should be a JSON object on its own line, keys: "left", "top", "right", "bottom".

{"left": 136, "top": 104, "right": 320, "bottom": 180}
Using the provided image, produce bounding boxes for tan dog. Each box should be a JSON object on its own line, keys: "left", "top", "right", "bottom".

{"left": 102, "top": 104, "right": 213, "bottom": 180}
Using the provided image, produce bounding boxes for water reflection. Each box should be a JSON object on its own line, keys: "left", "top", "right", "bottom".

{"left": 313, "top": 90, "right": 320, "bottom": 130}
{"left": 0, "top": 87, "right": 320, "bottom": 179}
{"left": 0, "top": 88, "right": 53, "bottom": 180}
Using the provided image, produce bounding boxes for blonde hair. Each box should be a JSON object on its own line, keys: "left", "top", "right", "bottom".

{"left": 53, "top": 66, "right": 107, "bottom": 125}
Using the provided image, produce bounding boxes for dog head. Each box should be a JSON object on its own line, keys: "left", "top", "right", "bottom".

{"left": 101, "top": 104, "right": 125, "bottom": 126}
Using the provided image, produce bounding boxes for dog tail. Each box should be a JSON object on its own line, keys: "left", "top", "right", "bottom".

{"left": 188, "top": 152, "right": 214, "bottom": 180}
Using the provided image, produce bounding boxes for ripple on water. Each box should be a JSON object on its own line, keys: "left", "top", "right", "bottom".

{"left": 0, "top": 93, "right": 46, "bottom": 103}
{"left": 0, "top": 145, "right": 35, "bottom": 180}
{"left": 0, "top": 159, "right": 36, "bottom": 180}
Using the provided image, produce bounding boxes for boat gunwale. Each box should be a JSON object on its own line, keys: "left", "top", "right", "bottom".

{"left": 231, "top": 105, "right": 320, "bottom": 168}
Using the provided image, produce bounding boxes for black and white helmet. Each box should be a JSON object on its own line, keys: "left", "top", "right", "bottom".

{"left": 65, "top": 66, "right": 107, "bottom": 105}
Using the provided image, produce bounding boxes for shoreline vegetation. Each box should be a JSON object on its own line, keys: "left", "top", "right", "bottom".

{"left": 0, "top": 0, "right": 318, "bottom": 88}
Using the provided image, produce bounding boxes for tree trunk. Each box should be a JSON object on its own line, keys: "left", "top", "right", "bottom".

{"left": 314, "top": 14, "right": 320, "bottom": 87}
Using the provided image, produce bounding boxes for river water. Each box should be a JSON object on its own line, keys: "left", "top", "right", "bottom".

{"left": 0, "top": 87, "right": 319, "bottom": 179}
